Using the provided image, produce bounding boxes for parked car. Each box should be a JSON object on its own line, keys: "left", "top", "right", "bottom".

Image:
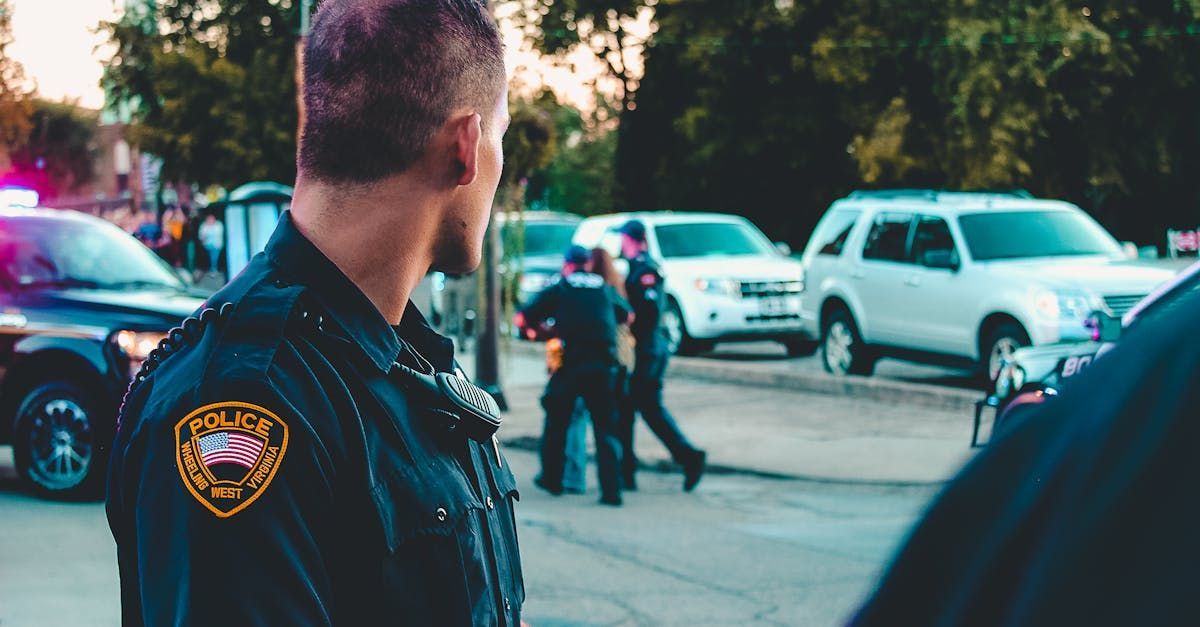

{"left": 434, "top": 211, "right": 581, "bottom": 341}
{"left": 0, "top": 207, "right": 206, "bottom": 497}
{"left": 973, "top": 259, "right": 1200, "bottom": 445}
{"left": 573, "top": 212, "right": 808, "bottom": 355}
{"left": 798, "top": 190, "right": 1174, "bottom": 378}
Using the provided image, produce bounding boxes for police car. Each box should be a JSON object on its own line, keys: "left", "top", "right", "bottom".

{"left": 0, "top": 207, "right": 206, "bottom": 497}
{"left": 974, "top": 259, "right": 1200, "bottom": 446}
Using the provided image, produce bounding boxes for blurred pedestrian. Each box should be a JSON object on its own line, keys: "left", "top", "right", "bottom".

{"left": 197, "top": 212, "right": 224, "bottom": 276}
{"left": 163, "top": 207, "right": 187, "bottom": 267}
{"left": 521, "top": 245, "right": 633, "bottom": 506}
{"left": 849, "top": 286, "right": 1200, "bottom": 626}
{"left": 619, "top": 220, "right": 707, "bottom": 491}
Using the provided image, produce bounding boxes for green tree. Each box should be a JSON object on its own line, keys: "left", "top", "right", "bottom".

{"left": 524, "top": 92, "right": 619, "bottom": 216}
{"left": 101, "top": 0, "right": 305, "bottom": 189}
{"left": 0, "top": 0, "right": 31, "bottom": 159}
{"left": 8, "top": 100, "right": 98, "bottom": 199}
{"left": 623, "top": 0, "right": 1200, "bottom": 247}
{"left": 513, "top": 0, "right": 656, "bottom": 114}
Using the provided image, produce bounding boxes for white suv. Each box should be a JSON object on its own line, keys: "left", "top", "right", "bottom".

{"left": 798, "top": 190, "right": 1174, "bottom": 378}
{"left": 573, "top": 212, "right": 809, "bottom": 355}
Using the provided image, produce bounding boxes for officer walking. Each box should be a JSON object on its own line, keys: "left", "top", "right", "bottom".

{"left": 520, "top": 245, "right": 632, "bottom": 506}
{"left": 618, "top": 220, "right": 707, "bottom": 491}
{"left": 106, "top": 2, "right": 524, "bottom": 624}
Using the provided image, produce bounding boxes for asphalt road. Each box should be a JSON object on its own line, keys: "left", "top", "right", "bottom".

{"left": 0, "top": 446, "right": 937, "bottom": 627}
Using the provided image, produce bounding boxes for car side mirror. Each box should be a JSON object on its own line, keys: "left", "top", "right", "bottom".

{"left": 1086, "top": 311, "right": 1122, "bottom": 343}
{"left": 922, "top": 249, "right": 960, "bottom": 272}
{"left": 775, "top": 242, "right": 792, "bottom": 256}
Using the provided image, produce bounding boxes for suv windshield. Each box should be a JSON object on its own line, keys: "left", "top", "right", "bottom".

{"left": 502, "top": 222, "right": 578, "bottom": 257}
{"left": 0, "top": 217, "right": 185, "bottom": 290}
{"left": 656, "top": 222, "right": 776, "bottom": 259}
{"left": 958, "top": 210, "right": 1122, "bottom": 261}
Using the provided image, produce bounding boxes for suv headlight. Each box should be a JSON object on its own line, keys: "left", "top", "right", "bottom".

{"left": 694, "top": 278, "right": 741, "bottom": 298}
{"left": 1035, "top": 290, "right": 1100, "bottom": 322}
{"left": 519, "top": 273, "right": 552, "bottom": 296}
{"left": 115, "top": 330, "right": 167, "bottom": 378}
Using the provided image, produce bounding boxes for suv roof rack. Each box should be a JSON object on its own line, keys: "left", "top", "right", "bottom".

{"left": 847, "top": 189, "right": 1034, "bottom": 201}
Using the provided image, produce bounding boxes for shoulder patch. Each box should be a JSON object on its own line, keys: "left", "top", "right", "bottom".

{"left": 174, "top": 401, "right": 289, "bottom": 518}
{"left": 640, "top": 272, "right": 658, "bottom": 287}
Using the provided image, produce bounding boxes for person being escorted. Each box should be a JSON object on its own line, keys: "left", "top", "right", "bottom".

{"left": 106, "top": 1, "right": 525, "bottom": 625}
{"left": 618, "top": 220, "right": 706, "bottom": 492}
{"left": 519, "top": 245, "right": 632, "bottom": 506}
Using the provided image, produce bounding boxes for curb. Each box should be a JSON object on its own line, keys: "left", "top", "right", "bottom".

{"left": 501, "top": 339, "right": 980, "bottom": 414}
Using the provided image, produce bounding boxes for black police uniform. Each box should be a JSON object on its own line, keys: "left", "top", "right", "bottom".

{"left": 520, "top": 270, "right": 631, "bottom": 503}
{"left": 621, "top": 252, "right": 705, "bottom": 489}
{"left": 850, "top": 280, "right": 1200, "bottom": 626}
{"left": 106, "top": 212, "right": 524, "bottom": 626}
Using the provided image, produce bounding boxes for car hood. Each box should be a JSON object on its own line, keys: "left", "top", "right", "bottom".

{"left": 47, "top": 288, "right": 206, "bottom": 321}
{"left": 982, "top": 258, "right": 1175, "bottom": 294}
{"left": 660, "top": 255, "right": 803, "bottom": 280}
{"left": 515, "top": 253, "right": 565, "bottom": 275}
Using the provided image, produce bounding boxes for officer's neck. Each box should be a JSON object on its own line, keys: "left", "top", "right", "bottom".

{"left": 291, "top": 178, "right": 435, "bottom": 325}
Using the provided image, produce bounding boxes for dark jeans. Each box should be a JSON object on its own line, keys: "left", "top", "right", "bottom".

{"left": 619, "top": 349, "right": 698, "bottom": 475}
{"left": 540, "top": 362, "right": 623, "bottom": 500}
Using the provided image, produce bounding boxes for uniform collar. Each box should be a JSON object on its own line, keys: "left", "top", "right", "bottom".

{"left": 264, "top": 211, "right": 404, "bottom": 372}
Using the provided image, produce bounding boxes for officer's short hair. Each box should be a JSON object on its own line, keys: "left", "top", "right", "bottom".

{"left": 299, "top": 0, "right": 505, "bottom": 184}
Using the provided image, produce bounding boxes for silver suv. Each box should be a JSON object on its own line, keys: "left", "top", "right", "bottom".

{"left": 798, "top": 190, "right": 1174, "bottom": 378}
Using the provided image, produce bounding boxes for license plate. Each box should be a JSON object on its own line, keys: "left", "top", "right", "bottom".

{"left": 759, "top": 296, "right": 787, "bottom": 316}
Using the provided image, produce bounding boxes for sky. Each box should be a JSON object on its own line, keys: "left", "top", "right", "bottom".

{"left": 6, "top": 0, "right": 639, "bottom": 113}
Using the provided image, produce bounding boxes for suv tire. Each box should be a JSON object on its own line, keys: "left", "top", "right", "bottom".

{"left": 821, "top": 308, "right": 875, "bottom": 376}
{"left": 982, "top": 322, "right": 1031, "bottom": 383}
{"left": 13, "top": 382, "right": 106, "bottom": 500}
{"left": 664, "top": 299, "right": 712, "bottom": 356}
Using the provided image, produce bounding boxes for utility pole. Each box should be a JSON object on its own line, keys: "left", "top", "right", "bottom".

{"left": 475, "top": 205, "right": 507, "bottom": 410}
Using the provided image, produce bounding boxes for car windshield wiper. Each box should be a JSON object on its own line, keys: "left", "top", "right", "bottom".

{"left": 100, "top": 280, "right": 179, "bottom": 290}
{"left": 19, "top": 277, "right": 102, "bottom": 289}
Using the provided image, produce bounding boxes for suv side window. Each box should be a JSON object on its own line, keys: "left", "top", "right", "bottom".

{"left": 862, "top": 212, "right": 914, "bottom": 263}
{"left": 812, "top": 210, "right": 861, "bottom": 256}
{"left": 911, "top": 216, "right": 959, "bottom": 267}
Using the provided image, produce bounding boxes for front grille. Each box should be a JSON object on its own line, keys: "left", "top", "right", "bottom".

{"left": 740, "top": 280, "right": 803, "bottom": 299}
{"left": 1104, "top": 294, "right": 1146, "bottom": 317}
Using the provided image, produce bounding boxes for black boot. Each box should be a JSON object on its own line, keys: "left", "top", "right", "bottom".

{"left": 682, "top": 450, "right": 706, "bottom": 492}
{"left": 534, "top": 475, "right": 564, "bottom": 496}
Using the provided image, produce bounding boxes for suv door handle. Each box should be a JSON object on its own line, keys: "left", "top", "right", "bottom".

{"left": 850, "top": 269, "right": 866, "bottom": 280}
{"left": 905, "top": 275, "right": 921, "bottom": 287}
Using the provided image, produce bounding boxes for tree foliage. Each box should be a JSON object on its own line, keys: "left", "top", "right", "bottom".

{"left": 101, "top": 0, "right": 305, "bottom": 188}
{"left": 7, "top": 100, "right": 98, "bottom": 199}
{"left": 620, "top": 0, "right": 1200, "bottom": 246}
{"left": 513, "top": 0, "right": 656, "bottom": 113}
{"left": 0, "top": 0, "right": 31, "bottom": 159}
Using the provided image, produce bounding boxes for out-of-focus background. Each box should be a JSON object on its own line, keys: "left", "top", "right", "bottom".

{"left": 1, "top": 1, "right": 1199, "bottom": 625}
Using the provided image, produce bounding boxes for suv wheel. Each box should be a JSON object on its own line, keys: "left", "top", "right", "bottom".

{"left": 821, "top": 309, "right": 875, "bottom": 376}
{"left": 13, "top": 382, "right": 105, "bottom": 499}
{"left": 983, "top": 322, "right": 1031, "bottom": 382}
{"left": 663, "top": 299, "right": 712, "bottom": 356}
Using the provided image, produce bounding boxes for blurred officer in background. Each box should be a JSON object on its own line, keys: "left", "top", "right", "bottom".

{"left": 618, "top": 220, "right": 706, "bottom": 492}
{"left": 520, "top": 245, "right": 632, "bottom": 506}
{"left": 851, "top": 286, "right": 1200, "bottom": 626}
{"left": 106, "top": 1, "right": 524, "bottom": 624}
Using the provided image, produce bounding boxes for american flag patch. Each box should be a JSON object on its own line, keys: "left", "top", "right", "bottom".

{"left": 197, "top": 431, "right": 264, "bottom": 469}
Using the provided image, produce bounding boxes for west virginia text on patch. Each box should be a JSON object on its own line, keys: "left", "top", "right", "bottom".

{"left": 174, "top": 401, "right": 289, "bottom": 518}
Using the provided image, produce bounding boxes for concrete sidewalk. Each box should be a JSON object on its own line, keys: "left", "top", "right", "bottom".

{"left": 494, "top": 377, "right": 979, "bottom": 486}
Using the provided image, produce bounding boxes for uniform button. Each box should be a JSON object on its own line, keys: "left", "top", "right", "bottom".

{"left": 486, "top": 497, "right": 495, "bottom": 510}
{"left": 435, "top": 507, "right": 448, "bottom": 522}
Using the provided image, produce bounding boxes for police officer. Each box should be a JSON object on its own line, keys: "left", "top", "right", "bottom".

{"left": 520, "top": 245, "right": 632, "bottom": 506}
{"left": 106, "top": 2, "right": 523, "bottom": 624}
{"left": 618, "top": 220, "right": 707, "bottom": 491}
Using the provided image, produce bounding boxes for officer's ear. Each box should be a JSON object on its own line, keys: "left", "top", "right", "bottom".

{"left": 451, "top": 112, "right": 483, "bottom": 187}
